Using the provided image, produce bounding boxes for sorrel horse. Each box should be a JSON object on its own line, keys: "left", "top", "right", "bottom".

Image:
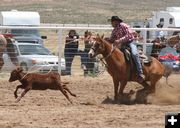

{"left": 0, "top": 34, "right": 19, "bottom": 71}
{"left": 88, "top": 34, "right": 170, "bottom": 102}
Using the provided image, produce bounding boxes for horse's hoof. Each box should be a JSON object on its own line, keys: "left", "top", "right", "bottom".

{"left": 113, "top": 97, "right": 120, "bottom": 104}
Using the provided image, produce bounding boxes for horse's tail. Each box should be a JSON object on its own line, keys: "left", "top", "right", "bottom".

{"left": 163, "top": 64, "right": 173, "bottom": 87}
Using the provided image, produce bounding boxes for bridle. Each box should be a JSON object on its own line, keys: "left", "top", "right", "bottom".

{"left": 101, "top": 44, "right": 116, "bottom": 60}
{"left": 90, "top": 41, "right": 117, "bottom": 68}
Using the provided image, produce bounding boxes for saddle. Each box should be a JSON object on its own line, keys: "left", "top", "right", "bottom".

{"left": 120, "top": 44, "right": 152, "bottom": 81}
{"left": 120, "top": 44, "right": 152, "bottom": 65}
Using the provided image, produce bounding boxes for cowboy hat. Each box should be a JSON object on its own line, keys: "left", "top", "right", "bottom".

{"left": 108, "top": 16, "right": 123, "bottom": 22}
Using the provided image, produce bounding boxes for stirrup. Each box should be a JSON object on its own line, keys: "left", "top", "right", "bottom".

{"left": 138, "top": 74, "right": 145, "bottom": 83}
{"left": 139, "top": 74, "right": 145, "bottom": 79}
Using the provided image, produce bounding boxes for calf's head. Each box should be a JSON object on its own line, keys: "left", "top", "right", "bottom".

{"left": 9, "top": 68, "right": 23, "bottom": 82}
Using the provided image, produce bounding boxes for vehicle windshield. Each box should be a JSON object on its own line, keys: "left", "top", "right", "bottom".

{"left": 11, "top": 29, "right": 40, "bottom": 37}
{"left": 18, "top": 45, "right": 52, "bottom": 55}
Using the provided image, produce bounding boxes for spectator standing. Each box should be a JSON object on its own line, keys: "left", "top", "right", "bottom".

{"left": 155, "top": 23, "right": 165, "bottom": 42}
{"left": 64, "top": 30, "right": 79, "bottom": 75}
{"left": 151, "top": 23, "right": 166, "bottom": 58}
{"left": 80, "top": 30, "right": 96, "bottom": 76}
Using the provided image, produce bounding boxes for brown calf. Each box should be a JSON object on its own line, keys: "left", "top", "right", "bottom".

{"left": 9, "top": 68, "right": 76, "bottom": 103}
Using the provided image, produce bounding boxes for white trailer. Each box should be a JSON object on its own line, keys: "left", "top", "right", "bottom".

{"left": 150, "top": 7, "right": 180, "bottom": 28}
{"left": 0, "top": 10, "right": 46, "bottom": 45}
{"left": 131, "top": 7, "right": 180, "bottom": 39}
{"left": 0, "top": 10, "right": 40, "bottom": 26}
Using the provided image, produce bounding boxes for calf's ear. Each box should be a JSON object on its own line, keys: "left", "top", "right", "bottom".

{"left": 17, "top": 67, "right": 23, "bottom": 72}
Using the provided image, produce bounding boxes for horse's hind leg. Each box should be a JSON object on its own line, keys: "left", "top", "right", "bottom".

{"left": 150, "top": 76, "right": 162, "bottom": 93}
{"left": 62, "top": 85, "right": 76, "bottom": 97}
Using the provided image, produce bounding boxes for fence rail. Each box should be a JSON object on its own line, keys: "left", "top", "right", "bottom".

{"left": 0, "top": 24, "right": 179, "bottom": 75}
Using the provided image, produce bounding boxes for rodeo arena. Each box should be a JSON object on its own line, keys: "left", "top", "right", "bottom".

{"left": 0, "top": 1, "right": 180, "bottom": 128}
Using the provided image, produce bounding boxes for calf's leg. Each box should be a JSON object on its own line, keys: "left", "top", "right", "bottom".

{"left": 62, "top": 85, "right": 76, "bottom": 97}
{"left": 16, "top": 87, "right": 31, "bottom": 103}
{"left": 57, "top": 83, "right": 73, "bottom": 104}
{"left": 14, "top": 85, "right": 24, "bottom": 98}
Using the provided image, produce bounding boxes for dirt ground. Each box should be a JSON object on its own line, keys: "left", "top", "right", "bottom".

{"left": 0, "top": 72, "right": 180, "bottom": 128}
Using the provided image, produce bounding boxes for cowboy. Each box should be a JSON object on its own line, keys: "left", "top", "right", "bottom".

{"left": 106, "top": 16, "right": 145, "bottom": 83}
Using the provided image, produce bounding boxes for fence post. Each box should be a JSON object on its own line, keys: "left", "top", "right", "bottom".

{"left": 142, "top": 29, "right": 147, "bottom": 53}
{"left": 58, "top": 29, "right": 63, "bottom": 74}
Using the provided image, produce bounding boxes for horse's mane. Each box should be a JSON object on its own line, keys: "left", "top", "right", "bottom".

{"left": 97, "top": 35, "right": 122, "bottom": 55}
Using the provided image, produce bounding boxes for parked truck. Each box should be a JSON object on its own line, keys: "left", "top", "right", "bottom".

{"left": 0, "top": 10, "right": 46, "bottom": 45}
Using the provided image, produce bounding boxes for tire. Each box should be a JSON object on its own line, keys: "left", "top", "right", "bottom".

{"left": 20, "top": 63, "right": 28, "bottom": 72}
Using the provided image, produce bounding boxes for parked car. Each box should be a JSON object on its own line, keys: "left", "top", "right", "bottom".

{"left": 2, "top": 29, "right": 46, "bottom": 45}
{"left": 13, "top": 35, "right": 45, "bottom": 45}
{"left": 158, "top": 46, "right": 180, "bottom": 72}
{"left": 3, "top": 42, "right": 66, "bottom": 74}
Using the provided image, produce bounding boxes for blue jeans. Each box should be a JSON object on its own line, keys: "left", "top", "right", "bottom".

{"left": 129, "top": 41, "right": 143, "bottom": 75}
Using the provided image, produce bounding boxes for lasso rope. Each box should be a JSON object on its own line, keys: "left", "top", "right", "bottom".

{"left": 20, "top": 65, "right": 53, "bottom": 81}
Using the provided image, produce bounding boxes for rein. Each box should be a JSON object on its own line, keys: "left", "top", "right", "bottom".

{"left": 93, "top": 44, "right": 117, "bottom": 77}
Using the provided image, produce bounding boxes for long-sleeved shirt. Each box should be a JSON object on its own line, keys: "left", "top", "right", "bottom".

{"left": 109, "top": 22, "right": 135, "bottom": 44}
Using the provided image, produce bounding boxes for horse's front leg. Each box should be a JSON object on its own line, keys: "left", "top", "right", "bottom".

{"left": 119, "top": 81, "right": 127, "bottom": 96}
{"left": 113, "top": 77, "right": 119, "bottom": 102}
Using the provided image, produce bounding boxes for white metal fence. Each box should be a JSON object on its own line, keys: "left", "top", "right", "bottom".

{"left": 0, "top": 24, "right": 179, "bottom": 76}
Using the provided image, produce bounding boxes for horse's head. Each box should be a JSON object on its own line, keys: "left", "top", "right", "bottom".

{"left": 9, "top": 68, "right": 23, "bottom": 82}
{"left": 88, "top": 34, "right": 105, "bottom": 58}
